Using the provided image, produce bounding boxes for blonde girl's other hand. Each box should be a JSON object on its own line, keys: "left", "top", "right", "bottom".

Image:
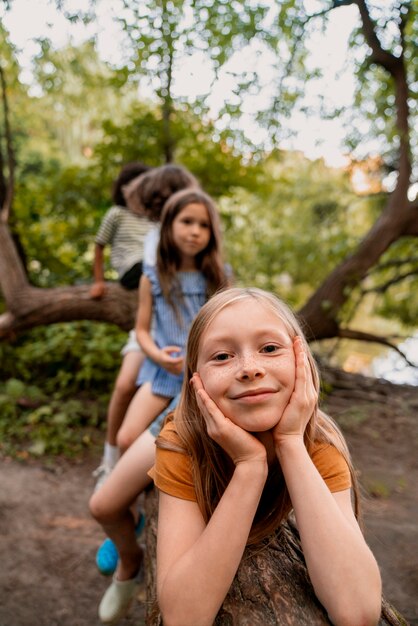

{"left": 272, "top": 336, "right": 317, "bottom": 446}
{"left": 90, "top": 281, "right": 106, "bottom": 299}
{"left": 159, "top": 346, "right": 184, "bottom": 375}
{"left": 191, "top": 373, "right": 267, "bottom": 468}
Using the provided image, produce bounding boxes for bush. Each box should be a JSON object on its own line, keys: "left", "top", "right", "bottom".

{"left": 0, "top": 322, "right": 126, "bottom": 457}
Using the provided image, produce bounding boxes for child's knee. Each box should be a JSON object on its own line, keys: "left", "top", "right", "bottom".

{"left": 116, "top": 427, "right": 135, "bottom": 453}
{"left": 89, "top": 491, "right": 107, "bottom": 522}
{"left": 89, "top": 490, "right": 118, "bottom": 524}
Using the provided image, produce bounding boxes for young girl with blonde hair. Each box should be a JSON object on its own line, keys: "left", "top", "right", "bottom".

{"left": 153, "top": 287, "right": 382, "bottom": 626}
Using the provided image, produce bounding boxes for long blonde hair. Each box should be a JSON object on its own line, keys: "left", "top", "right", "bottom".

{"left": 157, "top": 287, "right": 360, "bottom": 544}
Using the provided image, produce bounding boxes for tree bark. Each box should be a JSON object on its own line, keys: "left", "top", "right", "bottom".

{"left": 0, "top": 221, "right": 136, "bottom": 338}
{"left": 143, "top": 487, "right": 408, "bottom": 626}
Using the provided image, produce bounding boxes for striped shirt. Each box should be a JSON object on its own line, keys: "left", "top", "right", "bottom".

{"left": 95, "top": 205, "right": 153, "bottom": 278}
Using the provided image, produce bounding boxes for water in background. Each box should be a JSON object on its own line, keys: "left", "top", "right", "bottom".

{"left": 372, "top": 334, "right": 418, "bottom": 386}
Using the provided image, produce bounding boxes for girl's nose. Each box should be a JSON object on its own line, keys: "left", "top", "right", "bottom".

{"left": 237, "top": 357, "right": 265, "bottom": 381}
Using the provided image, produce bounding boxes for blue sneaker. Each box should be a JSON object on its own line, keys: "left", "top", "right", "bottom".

{"left": 96, "top": 513, "right": 146, "bottom": 576}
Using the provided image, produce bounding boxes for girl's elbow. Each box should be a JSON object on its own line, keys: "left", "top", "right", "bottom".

{"left": 329, "top": 595, "right": 381, "bottom": 626}
{"left": 161, "top": 612, "right": 212, "bottom": 626}
{"left": 159, "top": 595, "right": 213, "bottom": 626}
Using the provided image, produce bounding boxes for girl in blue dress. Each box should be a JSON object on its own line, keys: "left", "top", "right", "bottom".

{"left": 116, "top": 187, "right": 230, "bottom": 453}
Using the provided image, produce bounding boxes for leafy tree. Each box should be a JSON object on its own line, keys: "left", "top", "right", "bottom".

{"left": 113, "top": 0, "right": 268, "bottom": 161}
{"left": 31, "top": 37, "right": 138, "bottom": 162}
{"left": 0, "top": 0, "right": 416, "bottom": 369}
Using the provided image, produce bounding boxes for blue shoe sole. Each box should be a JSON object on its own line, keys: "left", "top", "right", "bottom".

{"left": 96, "top": 513, "right": 146, "bottom": 576}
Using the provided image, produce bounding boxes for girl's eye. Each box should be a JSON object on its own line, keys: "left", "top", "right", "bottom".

{"left": 261, "top": 344, "right": 279, "bottom": 354}
{"left": 213, "top": 352, "right": 231, "bottom": 362}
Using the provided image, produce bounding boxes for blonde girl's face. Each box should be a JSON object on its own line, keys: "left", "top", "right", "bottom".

{"left": 196, "top": 299, "right": 296, "bottom": 432}
{"left": 172, "top": 202, "right": 211, "bottom": 262}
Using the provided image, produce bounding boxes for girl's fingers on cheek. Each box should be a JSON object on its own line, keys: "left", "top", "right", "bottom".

{"left": 191, "top": 372, "right": 204, "bottom": 392}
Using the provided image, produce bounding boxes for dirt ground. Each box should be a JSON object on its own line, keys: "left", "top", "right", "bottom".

{"left": 0, "top": 372, "right": 417, "bottom": 626}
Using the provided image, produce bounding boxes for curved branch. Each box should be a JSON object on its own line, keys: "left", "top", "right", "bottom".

{"left": 337, "top": 327, "right": 416, "bottom": 368}
{"left": 354, "top": 0, "right": 400, "bottom": 72}
{"left": 372, "top": 255, "right": 418, "bottom": 271}
{"left": 362, "top": 269, "right": 418, "bottom": 294}
{"left": 0, "top": 222, "right": 137, "bottom": 338}
{"left": 298, "top": 2, "right": 413, "bottom": 341}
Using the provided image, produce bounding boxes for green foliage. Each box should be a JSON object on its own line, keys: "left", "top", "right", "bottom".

{"left": 367, "top": 238, "right": 418, "bottom": 327}
{"left": 222, "top": 151, "right": 368, "bottom": 308}
{"left": 14, "top": 159, "right": 108, "bottom": 286}
{"left": 344, "top": 2, "right": 417, "bottom": 165}
{"left": 0, "top": 322, "right": 127, "bottom": 457}
{"left": 93, "top": 102, "right": 263, "bottom": 198}
{"left": 31, "top": 38, "right": 137, "bottom": 162}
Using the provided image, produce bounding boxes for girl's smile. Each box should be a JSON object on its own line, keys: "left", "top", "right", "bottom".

{"left": 197, "top": 300, "right": 296, "bottom": 432}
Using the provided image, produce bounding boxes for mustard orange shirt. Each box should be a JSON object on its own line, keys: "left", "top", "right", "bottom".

{"left": 150, "top": 420, "right": 351, "bottom": 501}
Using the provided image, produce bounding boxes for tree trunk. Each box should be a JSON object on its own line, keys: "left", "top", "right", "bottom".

{"left": 143, "top": 487, "right": 408, "bottom": 626}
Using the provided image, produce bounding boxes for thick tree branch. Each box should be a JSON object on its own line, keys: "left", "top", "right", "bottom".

{"left": 298, "top": 199, "right": 417, "bottom": 340}
{"left": 0, "top": 283, "right": 136, "bottom": 339}
{"left": 0, "top": 221, "right": 136, "bottom": 338}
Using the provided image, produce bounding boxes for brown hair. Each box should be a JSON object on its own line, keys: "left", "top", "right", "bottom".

{"left": 112, "top": 162, "right": 151, "bottom": 207}
{"left": 130, "top": 164, "right": 199, "bottom": 222}
{"left": 157, "top": 287, "right": 360, "bottom": 545}
{"left": 156, "top": 188, "right": 230, "bottom": 320}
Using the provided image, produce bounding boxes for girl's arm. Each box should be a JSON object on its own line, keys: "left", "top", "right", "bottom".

{"left": 273, "top": 339, "right": 381, "bottom": 626}
{"left": 90, "top": 243, "right": 106, "bottom": 298}
{"left": 157, "top": 382, "right": 268, "bottom": 626}
{"left": 136, "top": 276, "right": 183, "bottom": 375}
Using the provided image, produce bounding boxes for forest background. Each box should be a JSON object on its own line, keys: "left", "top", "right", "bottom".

{"left": 0, "top": 0, "right": 416, "bottom": 456}
{"left": 0, "top": 2, "right": 417, "bottom": 624}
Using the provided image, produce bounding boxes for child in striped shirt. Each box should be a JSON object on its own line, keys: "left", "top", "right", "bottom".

{"left": 90, "top": 162, "right": 152, "bottom": 299}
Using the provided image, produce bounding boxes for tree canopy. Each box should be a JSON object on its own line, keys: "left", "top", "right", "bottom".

{"left": 0, "top": 0, "right": 416, "bottom": 363}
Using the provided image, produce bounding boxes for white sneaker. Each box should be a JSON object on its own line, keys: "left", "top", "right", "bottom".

{"left": 92, "top": 463, "right": 113, "bottom": 492}
{"left": 98, "top": 566, "right": 144, "bottom": 624}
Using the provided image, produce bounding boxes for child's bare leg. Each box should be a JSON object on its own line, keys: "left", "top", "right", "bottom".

{"left": 90, "top": 430, "right": 155, "bottom": 580}
{"left": 116, "top": 382, "right": 168, "bottom": 453}
{"left": 106, "top": 351, "right": 145, "bottom": 445}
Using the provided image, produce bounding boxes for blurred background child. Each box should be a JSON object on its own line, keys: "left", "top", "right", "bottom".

{"left": 91, "top": 164, "right": 199, "bottom": 490}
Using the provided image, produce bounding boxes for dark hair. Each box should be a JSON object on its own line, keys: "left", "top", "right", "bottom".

{"left": 157, "top": 188, "right": 229, "bottom": 318}
{"left": 112, "top": 162, "right": 151, "bottom": 207}
{"left": 135, "top": 164, "right": 199, "bottom": 222}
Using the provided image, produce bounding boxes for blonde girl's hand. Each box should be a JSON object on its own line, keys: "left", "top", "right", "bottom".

{"left": 272, "top": 336, "right": 317, "bottom": 446}
{"left": 158, "top": 346, "right": 184, "bottom": 375}
{"left": 191, "top": 373, "right": 267, "bottom": 467}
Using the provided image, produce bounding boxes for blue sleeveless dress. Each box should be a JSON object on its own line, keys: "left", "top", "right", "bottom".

{"left": 138, "top": 265, "right": 207, "bottom": 398}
